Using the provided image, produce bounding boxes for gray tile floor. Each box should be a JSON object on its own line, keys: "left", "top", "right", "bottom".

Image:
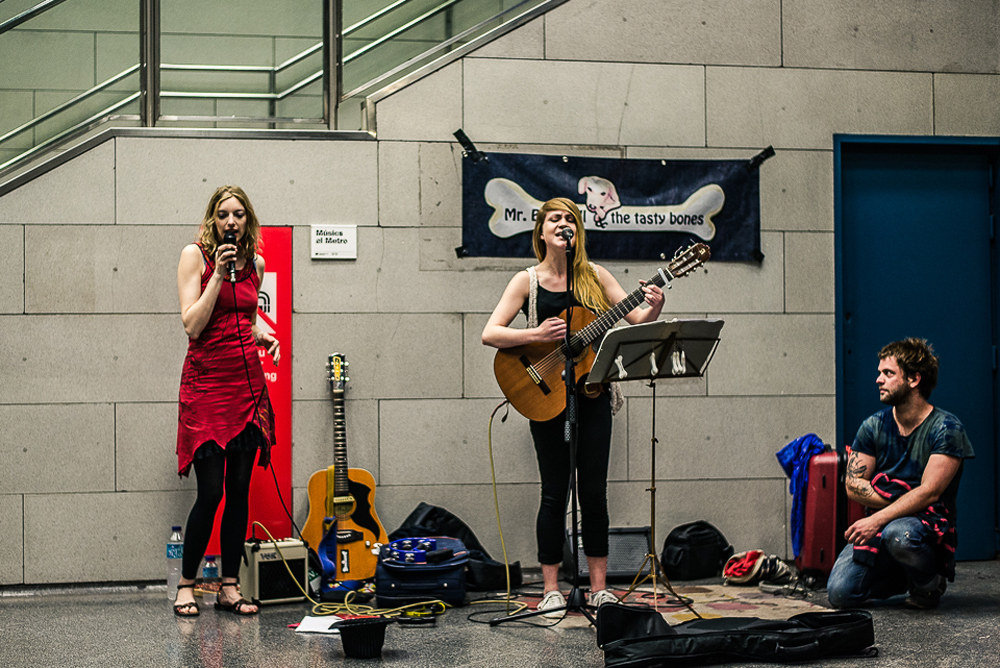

{"left": 1, "top": 560, "right": 997, "bottom": 668}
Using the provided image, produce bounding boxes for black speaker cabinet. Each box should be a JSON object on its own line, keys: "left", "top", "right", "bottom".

{"left": 561, "top": 526, "right": 651, "bottom": 583}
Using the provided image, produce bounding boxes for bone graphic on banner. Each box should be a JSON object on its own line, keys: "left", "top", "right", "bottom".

{"left": 485, "top": 178, "right": 724, "bottom": 241}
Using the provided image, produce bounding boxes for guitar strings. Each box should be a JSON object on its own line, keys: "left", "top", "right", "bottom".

{"left": 527, "top": 273, "right": 664, "bottom": 379}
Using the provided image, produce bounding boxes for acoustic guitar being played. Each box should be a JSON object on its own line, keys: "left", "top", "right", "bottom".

{"left": 302, "top": 353, "right": 387, "bottom": 581}
{"left": 494, "top": 243, "right": 710, "bottom": 422}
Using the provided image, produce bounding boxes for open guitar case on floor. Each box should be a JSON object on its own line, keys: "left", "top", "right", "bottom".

{"left": 596, "top": 603, "right": 876, "bottom": 666}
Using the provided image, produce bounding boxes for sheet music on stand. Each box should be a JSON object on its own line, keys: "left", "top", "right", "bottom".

{"left": 586, "top": 319, "right": 724, "bottom": 385}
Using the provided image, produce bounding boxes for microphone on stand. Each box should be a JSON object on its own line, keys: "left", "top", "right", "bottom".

{"left": 223, "top": 230, "right": 237, "bottom": 283}
{"left": 558, "top": 228, "right": 574, "bottom": 242}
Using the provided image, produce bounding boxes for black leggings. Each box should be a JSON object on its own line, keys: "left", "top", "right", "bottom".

{"left": 529, "top": 391, "right": 613, "bottom": 565}
{"left": 181, "top": 443, "right": 257, "bottom": 579}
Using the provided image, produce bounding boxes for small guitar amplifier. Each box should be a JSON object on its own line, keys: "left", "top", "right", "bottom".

{"left": 562, "top": 527, "right": 652, "bottom": 583}
{"left": 239, "top": 539, "right": 309, "bottom": 605}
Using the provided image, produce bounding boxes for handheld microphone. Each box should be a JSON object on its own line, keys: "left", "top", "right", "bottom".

{"left": 223, "top": 230, "right": 237, "bottom": 283}
{"left": 558, "top": 228, "right": 574, "bottom": 242}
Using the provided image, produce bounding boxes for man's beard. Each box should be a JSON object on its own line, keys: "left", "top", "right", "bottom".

{"left": 879, "top": 384, "right": 909, "bottom": 406}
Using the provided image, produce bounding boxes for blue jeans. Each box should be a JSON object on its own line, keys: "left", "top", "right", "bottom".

{"left": 827, "top": 517, "right": 941, "bottom": 609}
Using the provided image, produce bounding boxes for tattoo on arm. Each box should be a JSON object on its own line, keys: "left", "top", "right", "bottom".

{"left": 846, "top": 452, "right": 868, "bottom": 480}
{"left": 845, "top": 451, "right": 878, "bottom": 500}
{"left": 852, "top": 483, "right": 877, "bottom": 499}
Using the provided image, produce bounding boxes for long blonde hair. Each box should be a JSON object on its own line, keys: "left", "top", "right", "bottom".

{"left": 532, "top": 198, "right": 611, "bottom": 313}
{"left": 196, "top": 185, "right": 261, "bottom": 262}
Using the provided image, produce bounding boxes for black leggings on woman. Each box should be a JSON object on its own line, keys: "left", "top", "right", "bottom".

{"left": 529, "top": 391, "right": 613, "bottom": 565}
{"left": 181, "top": 436, "right": 258, "bottom": 580}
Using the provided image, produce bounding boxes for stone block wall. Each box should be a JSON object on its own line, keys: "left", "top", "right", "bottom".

{"left": 1, "top": 0, "right": 998, "bottom": 584}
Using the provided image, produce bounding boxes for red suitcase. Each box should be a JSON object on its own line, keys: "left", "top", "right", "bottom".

{"left": 795, "top": 451, "right": 839, "bottom": 575}
{"left": 795, "top": 449, "right": 867, "bottom": 577}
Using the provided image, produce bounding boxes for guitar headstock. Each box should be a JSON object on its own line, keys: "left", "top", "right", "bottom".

{"left": 666, "top": 243, "right": 710, "bottom": 278}
{"left": 327, "top": 353, "right": 349, "bottom": 393}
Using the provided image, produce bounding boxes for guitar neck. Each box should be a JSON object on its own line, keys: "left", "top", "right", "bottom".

{"left": 569, "top": 269, "right": 669, "bottom": 350}
{"left": 332, "top": 389, "right": 350, "bottom": 496}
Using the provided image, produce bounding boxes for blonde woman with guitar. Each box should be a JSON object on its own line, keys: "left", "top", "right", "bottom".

{"left": 482, "top": 197, "right": 664, "bottom": 616}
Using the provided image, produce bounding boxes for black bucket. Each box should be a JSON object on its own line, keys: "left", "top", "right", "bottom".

{"left": 334, "top": 617, "right": 391, "bottom": 659}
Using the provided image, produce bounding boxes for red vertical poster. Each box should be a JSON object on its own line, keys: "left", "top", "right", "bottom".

{"left": 207, "top": 226, "right": 293, "bottom": 554}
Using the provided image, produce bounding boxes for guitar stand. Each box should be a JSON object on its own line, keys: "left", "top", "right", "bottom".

{"left": 587, "top": 319, "right": 723, "bottom": 616}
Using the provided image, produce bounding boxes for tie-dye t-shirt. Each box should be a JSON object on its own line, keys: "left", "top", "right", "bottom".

{"left": 852, "top": 407, "right": 974, "bottom": 518}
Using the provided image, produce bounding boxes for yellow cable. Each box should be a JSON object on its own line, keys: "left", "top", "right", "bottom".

{"left": 254, "top": 401, "right": 521, "bottom": 623}
{"left": 250, "top": 521, "right": 318, "bottom": 605}
{"left": 486, "top": 400, "right": 523, "bottom": 618}
{"left": 250, "top": 521, "right": 451, "bottom": 619}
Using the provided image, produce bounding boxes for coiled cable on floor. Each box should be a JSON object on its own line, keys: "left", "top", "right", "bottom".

{"left": 250, "top": 521, "right": 450, "bottom": 620}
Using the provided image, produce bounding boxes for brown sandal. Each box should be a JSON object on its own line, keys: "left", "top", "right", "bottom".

{"left": 173, "top": 583, "right": 200, "bottom": 617}
{"left": 214, "top": 581, "right": 258, "bottom": 616}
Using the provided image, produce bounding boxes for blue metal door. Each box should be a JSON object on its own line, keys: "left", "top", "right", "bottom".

{"left": 837, "top": 137, "right": 998, "bottom": 560}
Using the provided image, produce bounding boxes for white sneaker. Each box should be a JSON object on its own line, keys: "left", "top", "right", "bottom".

{"left": 536, "top": 590, "right": 567, "bottom": 618}
{"left": 588, "top": 589, "right": 619, "bottom": 608}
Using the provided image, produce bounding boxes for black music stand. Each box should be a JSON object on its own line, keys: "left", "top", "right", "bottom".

{"left": 587, "top": 319, "right": 723, "bottom": 616}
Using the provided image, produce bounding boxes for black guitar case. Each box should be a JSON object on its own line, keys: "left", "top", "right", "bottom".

{"left": 597, "top": 603, "right": 876, "bottom": 666}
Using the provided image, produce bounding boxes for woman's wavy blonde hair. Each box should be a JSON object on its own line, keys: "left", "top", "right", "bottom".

{"left": 532, "top": 197, "right": 611, "bottom": 313}
{"left": 196, "top": 185, "right": 261, "bottom": 262}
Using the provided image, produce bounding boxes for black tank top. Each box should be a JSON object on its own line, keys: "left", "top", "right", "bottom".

{"left": 522, "top": 285, "right": 582, "bottom": 322}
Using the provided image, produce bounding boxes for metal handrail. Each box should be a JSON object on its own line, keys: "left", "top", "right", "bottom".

{"left": 1, "top": 0, "right": 560, "bottom": 181}
{"left": 0, "top": 0, "right": 71, "bottom": 35}
{"left": 0, "top": 64, "right": 140, "bottom": 145}
{"left": 276, "top": 42, "right": 322, "bottom": 73}
{"left": 346, "top": 0, "right": 538, "bottom": 100}
{"left": 161, "top": 63, "right": 274, "bottom": 73}
{"left": 2, "top": 0, "right": 483, "bottom": 139}
{"left": 343, "top": 0, "right": 409, "bottom": 36}
{"left": 159, "top": 70, "right": 323, "bottom": 101}
{"left": 0, "top": 93, "right": 139, "bottom": 173}
{"left": 362, "top": 0, "right": 565, "bottom": 131}
{"left": 279, "top": 71, "right": 323, "bottom": 98}
{"left": 345, "top": 0, "right": 464, "bottom": 63}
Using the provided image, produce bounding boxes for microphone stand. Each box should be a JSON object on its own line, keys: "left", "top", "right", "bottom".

{"left": 491, "top": 234, "right": 595, "bottom": 626}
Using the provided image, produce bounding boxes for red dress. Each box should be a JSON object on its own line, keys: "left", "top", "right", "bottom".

{"left": 176, "top": 245, "right": 275, "bottom": 476}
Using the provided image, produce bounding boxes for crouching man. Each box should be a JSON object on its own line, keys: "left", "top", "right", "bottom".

{"left": 827, "top": 338, "right": 974, "bottom": 610}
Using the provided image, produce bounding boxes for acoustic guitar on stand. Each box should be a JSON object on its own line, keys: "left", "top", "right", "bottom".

{"left": 302, "top": 353, "right": 387, "bottom": 581}
{"left": 494, "top": 243, "right": 711, "bottom": 422}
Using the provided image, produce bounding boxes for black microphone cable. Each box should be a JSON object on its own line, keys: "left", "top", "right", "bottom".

{"left": 228, "top": 264, "right": 303, "bottom": 539}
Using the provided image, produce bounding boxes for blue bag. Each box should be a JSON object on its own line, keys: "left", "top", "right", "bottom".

{"left": 375, "top": 536, "right": 469, "bottom": 607}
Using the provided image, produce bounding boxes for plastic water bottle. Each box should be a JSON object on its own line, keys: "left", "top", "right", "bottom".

{"left": 166, "top": 525, "right": 184, "bottom": 601}
{"left": 202, "top": 555, "right": 219, "bottom": 605}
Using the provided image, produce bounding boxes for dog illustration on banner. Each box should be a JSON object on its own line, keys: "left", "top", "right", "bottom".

{"left": 485, "top": 177, "right": 724, "bottom": 241}
{"left": 578, "top": 176, "right": 621, "bottom": 223}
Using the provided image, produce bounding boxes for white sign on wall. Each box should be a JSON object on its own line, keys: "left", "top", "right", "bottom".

{"left": 310, "top": 225, "right": 357, "bottom": 259}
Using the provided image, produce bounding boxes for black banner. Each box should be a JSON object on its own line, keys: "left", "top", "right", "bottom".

{"left": 461, "top": 153, "right": 761, "bottom": 262}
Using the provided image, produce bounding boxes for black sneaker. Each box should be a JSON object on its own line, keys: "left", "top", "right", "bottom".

{"left": 904, "top": 576, "right": 947, "bottom": 610}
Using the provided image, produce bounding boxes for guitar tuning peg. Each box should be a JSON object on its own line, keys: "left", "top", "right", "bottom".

{"left": 660, "top": 253, "right": 666, "bottom": 260}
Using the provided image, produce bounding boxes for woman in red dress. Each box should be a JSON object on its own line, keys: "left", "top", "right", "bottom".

{"left": 173, "top": 186, "right": 279, "bottom": 617}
